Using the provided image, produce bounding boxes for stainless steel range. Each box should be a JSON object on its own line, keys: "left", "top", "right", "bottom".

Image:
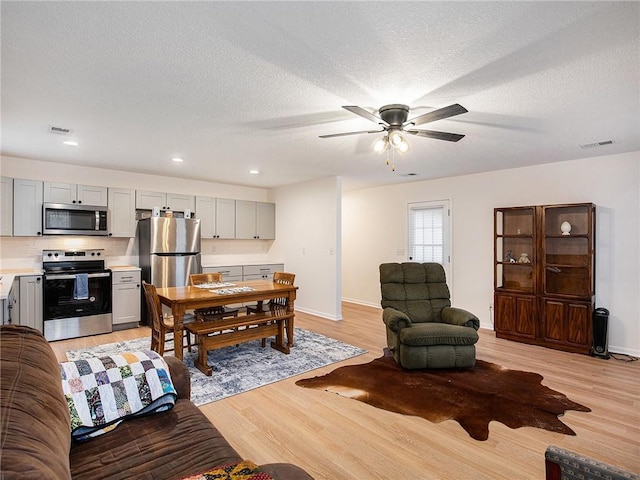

{"left": 43, "top": 249, "right": 112, "bottom": 341}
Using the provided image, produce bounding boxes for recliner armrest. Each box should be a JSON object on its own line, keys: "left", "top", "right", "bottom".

{"left": 383, "top": 307, "right": 412, "bottom": 332}
{"left": 442, "top": 306, "right": 480, "bottom": 330}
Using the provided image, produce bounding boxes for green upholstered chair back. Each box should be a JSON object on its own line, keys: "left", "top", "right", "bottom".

{"left": 380, "top": 262, "right": 451, "bottom": 323}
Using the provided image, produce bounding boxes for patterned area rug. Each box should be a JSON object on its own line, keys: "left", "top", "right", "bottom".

{"left": 66, "top": 328, "right": 366, "bottom": 407}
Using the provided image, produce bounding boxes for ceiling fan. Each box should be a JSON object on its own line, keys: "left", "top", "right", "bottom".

{"left": 319, "top": 103, "right": 468, "bottom": 147}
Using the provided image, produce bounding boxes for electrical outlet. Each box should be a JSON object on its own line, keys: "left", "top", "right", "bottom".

{"left": 329, "top": 248, "right": 334, "bottom": 255}
{"left": 396, "top": 248, "right": 404, "bottom": 256}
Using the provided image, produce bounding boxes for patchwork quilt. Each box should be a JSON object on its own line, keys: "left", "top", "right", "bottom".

{"left": 178, "top": 461, "right": 274, "bottom": 480}
{"left": 59, "top": 350, "right": 177, "bottom": 441}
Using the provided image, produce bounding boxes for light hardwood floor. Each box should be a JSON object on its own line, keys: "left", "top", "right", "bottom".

{"left": 50, "top": 302, "right": 640, "bottom": 479}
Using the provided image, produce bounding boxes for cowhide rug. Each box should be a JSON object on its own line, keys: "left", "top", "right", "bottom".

{"left": 296, "top": 349, "right": 591, "bottom": 441}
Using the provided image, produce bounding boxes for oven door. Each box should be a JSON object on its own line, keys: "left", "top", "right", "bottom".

{"left": 43, "top": 271, "right": 112, "bottom": 341}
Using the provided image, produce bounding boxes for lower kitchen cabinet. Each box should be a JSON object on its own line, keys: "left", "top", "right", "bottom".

{"left": 203, "top": 265, "right": 242, "bottom": 282}
{"left": 5, "top": 276, "right": 44, "bottom": 332}
{"left": 203, "top": 264, "right": 284, "bottom": 282}
{"left": 242, "top": 264, "right": 284, "bottom": 281}
{"left": 112, "top": 270, "right": 141, "bottom": 329}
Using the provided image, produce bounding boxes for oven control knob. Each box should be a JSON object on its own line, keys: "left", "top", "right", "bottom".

{"left": 47, "top": 253, "right": 52, "bottom": 257}
{"left": 96, "top": 252, "right": 101, "bottom": 256}
{"left": 91, "top": 252, "right": 95, "bottom": 256}
{"left": 54, "top": 253, "right": 59, "bottom": 257}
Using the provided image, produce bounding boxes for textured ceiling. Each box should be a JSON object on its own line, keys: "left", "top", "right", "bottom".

{"left": 1, "top": 1, "right": 639, "bottom": 191}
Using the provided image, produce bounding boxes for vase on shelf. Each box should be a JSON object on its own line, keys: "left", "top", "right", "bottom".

{"left": 560, "top": 221, "right": 571, "bottom": 235}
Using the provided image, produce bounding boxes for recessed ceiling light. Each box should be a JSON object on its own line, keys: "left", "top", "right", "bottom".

{"left": 249, "top": 170, "right": 260, "bottom": 175}
{"left": 63, "top": 141, "right": 79, "bottom": 146}
{"left": 172, "top": 157, "right": 184, "bottom": 163}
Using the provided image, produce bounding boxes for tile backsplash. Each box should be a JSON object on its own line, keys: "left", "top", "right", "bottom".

{"left": 0, "top": 236, "right": 274, "bottom": 271}
{"left": 0, "top": 236, "right": 137, "bottom": 270}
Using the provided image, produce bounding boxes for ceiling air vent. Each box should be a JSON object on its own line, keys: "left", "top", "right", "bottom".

{"left": 48, "top": 125, "right": 73, "bottom": 135}
{"left": 400, "top": 173, "right": 419, "bottom": 177}
{"left": 580, "top": 140, "right": 614, "bottom": 149}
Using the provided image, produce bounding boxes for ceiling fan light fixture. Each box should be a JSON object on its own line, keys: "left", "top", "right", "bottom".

{"left": 372, "top": 136, "right": 388, "bottom": 153}
{"left": 388, "top": 129, "right": 404, "bottom": 147}
{"left": 397, "top": 139, "right": 410, "bottom": 154}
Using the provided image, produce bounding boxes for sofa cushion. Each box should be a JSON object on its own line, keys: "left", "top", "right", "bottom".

{"left": 399, "top": 322, "right": 479, "bottom": 347}
{"left": 69, "top": 398, "right": 242, "bottom": 479}
{"left": 0, "top": 325, "right": 72, "bottom": 479}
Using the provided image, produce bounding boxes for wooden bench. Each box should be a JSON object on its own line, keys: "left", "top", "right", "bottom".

{"left": 186, "top": 312, "right": 292, "bottom": 376}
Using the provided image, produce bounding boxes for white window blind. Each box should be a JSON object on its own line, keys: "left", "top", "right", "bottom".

{"left": 408, "top": 202, "right": 446, "bottom": 264}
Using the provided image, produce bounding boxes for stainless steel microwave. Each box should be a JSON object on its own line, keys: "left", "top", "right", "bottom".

{"left": 42, "top": 203, "right": 109, "bottom": 235}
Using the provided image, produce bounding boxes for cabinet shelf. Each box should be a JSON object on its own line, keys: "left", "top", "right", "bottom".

{"left": 545, "top": 234, "right": 590, "bottom": 239}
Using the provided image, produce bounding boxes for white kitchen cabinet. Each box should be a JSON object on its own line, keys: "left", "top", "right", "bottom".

{"left": 2, "top": 279, "right": 19, "bottom": 325}
{"left": 1, "top": 176, "right": 13, "bottom": 236}
{"left": 108, "top": 188, "right": 136, "bottom": 237}
{"left": 235, "top": 201, "right": 275, "bottom": 240}
{"left": 43, "top": 182, "right": 108, "bottom": 206}
{"left": 18, "top": 275, "right": 43, "bottom": 332}
{"left": 203, "top": 265, "right": 243, "bottom": 282}
{"left": 6, "top": 279, "right": 20, "bottom": 325}
{"left": 242, "top": 264, "right": 284, "bottom": 281}
{"left": 203, "top": 264, "right": 284, "bottom": 282}
{"left": 13, "top": 178, "right": 43, "bottom": 236}
{"left": 136, "top": 190, "right": 195, "bottom": 212}
{"left": 195, "top": 196, "right": 235, "bottom": 239}
{"left": 112, "top": 270, "right": 141, "bottom": 328}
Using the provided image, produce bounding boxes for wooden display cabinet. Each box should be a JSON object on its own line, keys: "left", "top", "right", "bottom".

{"left": 494, "top": 203, "right": 595, "bottom": 354}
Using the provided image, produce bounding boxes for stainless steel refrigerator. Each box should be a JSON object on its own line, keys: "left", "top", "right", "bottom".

{"left": 137, "top": 217, "right": 202, "bottom": 288}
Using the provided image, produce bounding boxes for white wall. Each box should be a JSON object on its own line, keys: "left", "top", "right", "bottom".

{"left": 342, "top": 151, "right": 640, "bottom": 356}
{"left": 270, "top": 176, "right": 342, "bottom": 320}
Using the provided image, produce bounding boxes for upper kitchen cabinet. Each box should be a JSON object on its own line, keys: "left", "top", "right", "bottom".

{"left": 195, "top": 196, "right": 235, "bottom": 239}
{"left": 43, "top": 182, "right": 108, "bottom": 206}
{"left": 108, "top": 188, "right": 136, "bottom": 237}
{"left": 235, "top": 201, "right": 275, "bottom": 240}
{"left": 136, "top": 190, "right": 195, "bottom": 212}
{"left": 13, "top": 178, "right": 43, "bottom": 236}
{"left": 1, "top": 176, "right": 13, "bottom": 236}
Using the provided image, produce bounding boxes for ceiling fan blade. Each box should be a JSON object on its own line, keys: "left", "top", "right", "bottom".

{"left": 405, "top": 129, "right": 465, "bottom": 142}
{"left": 319, "top": 129, "right": 384, "bottom": 139}
{"left": 343, "top": 106, "right": 389, "bottom": 126}
{"left": 404, "top": 104, "right": 468, "bottom": 127}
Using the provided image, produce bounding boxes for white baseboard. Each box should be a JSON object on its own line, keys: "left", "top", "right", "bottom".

{"left": 341, "top": 298, "right": 381, "bottom": 309}
{"left": 294, "top": 306, "right": 342, "bottom": 321}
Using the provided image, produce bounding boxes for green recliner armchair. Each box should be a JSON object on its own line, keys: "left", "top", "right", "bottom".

{"left": 380, "top": 262, "right": 480, "bottom": 369}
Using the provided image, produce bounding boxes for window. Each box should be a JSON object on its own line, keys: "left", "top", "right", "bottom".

{"left": 408, "top": 200, "right": 451, "bottom": 279}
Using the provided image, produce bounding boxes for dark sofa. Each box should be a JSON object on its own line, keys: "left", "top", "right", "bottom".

{"left": 0, "top": 325, "right": 313, "bottom": 480}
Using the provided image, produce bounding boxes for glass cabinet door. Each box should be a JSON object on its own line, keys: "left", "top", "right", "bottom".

{"left": 542, "top": 204, "right": 594, "bottom": 298}
{"left": 495, "top": 207, "right": 536, "bottom": 293}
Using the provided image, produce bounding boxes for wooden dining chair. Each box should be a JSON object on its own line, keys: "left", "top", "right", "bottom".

{"left": 246, "top": 272, "right": 296, "bottom": 346}
{"left": 189, "top": 273, "right": 239, "bottom": 321}
{"left": 142, "top": 281, "right": 194, "bottom": 355}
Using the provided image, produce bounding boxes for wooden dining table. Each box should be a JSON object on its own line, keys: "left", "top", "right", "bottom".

{"left": 155, "top": 279, "right": 298, "bottom": 361}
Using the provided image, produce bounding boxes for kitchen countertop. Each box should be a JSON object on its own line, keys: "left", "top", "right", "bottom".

{"left": 202, "top": 261, "right": 284, "bottom": 268}
{"left": 108, "top": 265, "right": 141, "bottom": 271}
